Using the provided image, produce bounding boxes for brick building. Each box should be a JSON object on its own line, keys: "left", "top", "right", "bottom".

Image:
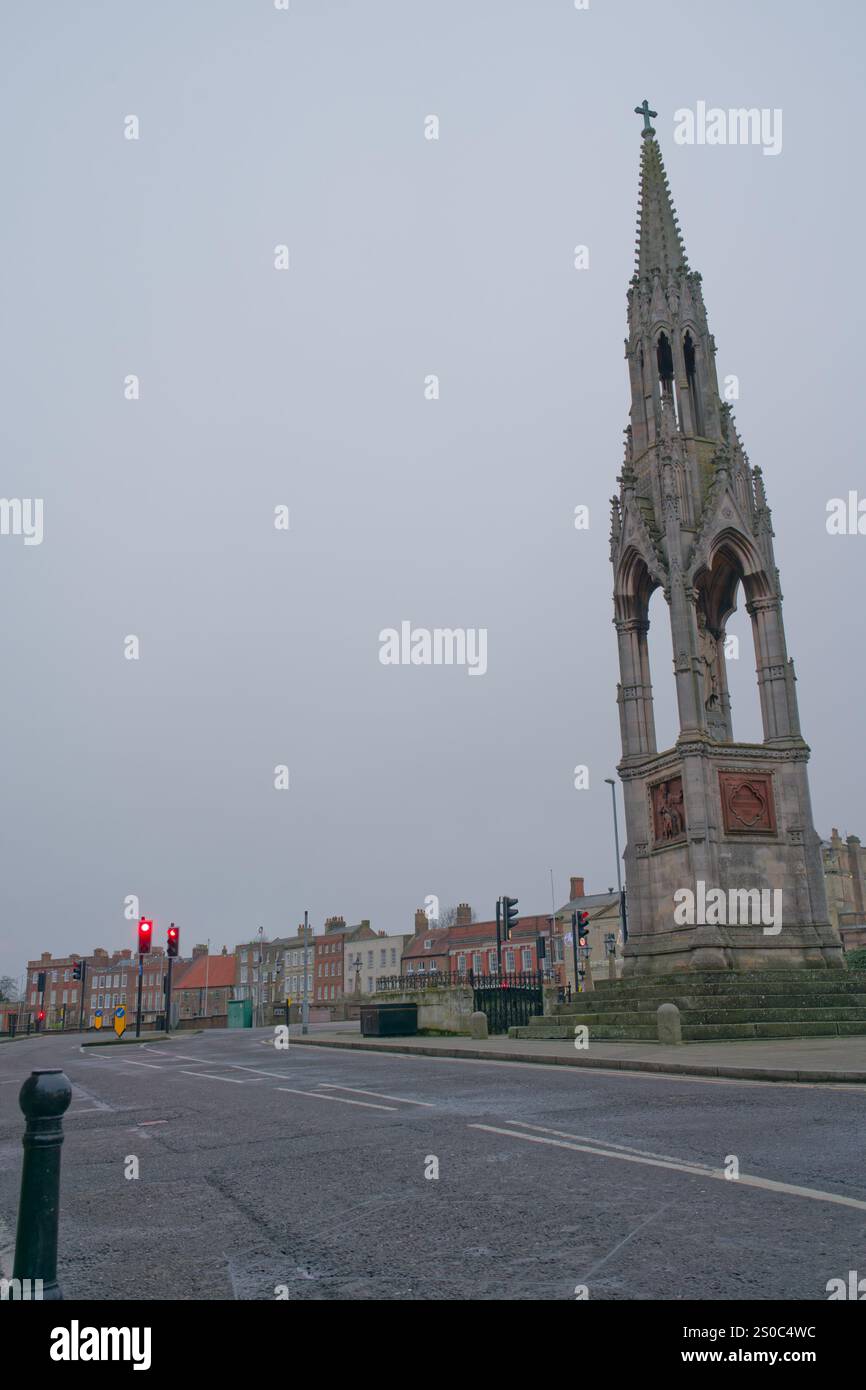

{"left": 345, "top": 933, "right": 411, "bottom": 995}
{"left": 314, "top": 916, "right": 377, "bottom": 1002}
{"left": 555, "top": 876, "right": 623, "bottom": 991}
{"left": 400, "top": 902, "right": 566, "bottom": 984}
{"left": 172, "top": 951, "right": 236, "bottom": 1022}
{"left": 23, "top": 944, "right": 179, "bottom": 1030}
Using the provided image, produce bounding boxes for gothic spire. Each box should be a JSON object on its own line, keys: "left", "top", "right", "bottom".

{"left": 633, "top": 108, "right": 689, "bottom": 280}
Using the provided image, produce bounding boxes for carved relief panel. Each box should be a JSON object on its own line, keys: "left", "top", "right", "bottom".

{"left": 718, "top": 772, "right": 777, "bottom": 835}
{"left": 651, "top": 775, "right": 687, "bottom": 844}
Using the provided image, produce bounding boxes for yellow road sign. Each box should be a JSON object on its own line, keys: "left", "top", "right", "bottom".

{"left": 114, "top": 1006, "right": 126, "bottom": 1037}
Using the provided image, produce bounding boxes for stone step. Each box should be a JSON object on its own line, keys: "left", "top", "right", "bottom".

{"left": 552, "top": 992, "right": 866, "bottom": 1016}
{"left": 535, "top": 1006, "right": 866, "bottom": 1029}
{"left": 510, "top": 1017, "right": 866, "bottom": 1042}
{"left": 594, "top": 971, "right": 866, "bottom": 994}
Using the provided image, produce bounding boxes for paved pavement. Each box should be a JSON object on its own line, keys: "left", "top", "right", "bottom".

{"left": 287, "top": 1025, "right": 866, "bottom": 1083}
{"left": 1, "top": 1026, "right": 865, "bottom": 1300}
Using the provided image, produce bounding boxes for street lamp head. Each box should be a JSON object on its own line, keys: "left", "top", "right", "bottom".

{"left": 605, "top": 777, "right": 615, "bottom": 786}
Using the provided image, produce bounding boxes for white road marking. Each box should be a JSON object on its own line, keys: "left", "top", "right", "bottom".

{"left": 223, "top": 1064, "right": 309, "bottom": 1079}
{"left": 276, "top": 1087, "right": 396, "bottom": 1111}
{"left": 318, "top": 1083, "right": 433, "bottom": 1107}
{"left": 506, "top": 1119, "right": 720, "bottom": 1170}
{"left": 115, "top": 1060, "right": 164, "bottom": 1069}
{"left": 180, "top": 1071, "right": 246, "bottom": 1084}
{"left": 140, "top": 1050, "right": 213, "bottom": 1062}
{"left": 469, "top": 1124, "right": 866, "bottom": 1211}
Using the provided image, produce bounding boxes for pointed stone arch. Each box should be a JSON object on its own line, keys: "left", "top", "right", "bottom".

{"left": 694, "top": 529, "right": 777, "bottom": 743}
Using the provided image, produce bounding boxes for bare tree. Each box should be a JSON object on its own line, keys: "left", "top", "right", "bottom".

{"left": 434, "top": 905, "right": 475, "bottom": 929}
{"left": 0, "top": 975, "right": 18, "bottom": 1002}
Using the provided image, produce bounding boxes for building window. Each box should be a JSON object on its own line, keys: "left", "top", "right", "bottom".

{"left": 505, "top": 949, "right": 515, "bottom": 972}
{"left": 457, "top": 954, "right": 467, "bottom": 975}
{"left": 521, "top": 947, "right": 532, "bottom": 971}
{"left": 472, "top": 953, "right": 482, "bottom": 974}
{"left": 390, "top": 948, "right": 396, "bottom": 965}
{"left": 488, "top": 951, "right": 497, "bottom": 972}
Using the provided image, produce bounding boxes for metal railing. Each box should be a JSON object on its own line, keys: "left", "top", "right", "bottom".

{"left": 375, "top": 970, "right": 544, "bottom": 993}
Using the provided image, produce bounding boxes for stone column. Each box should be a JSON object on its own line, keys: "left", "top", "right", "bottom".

{"left": 749, "top": 597, "right": 796, "bottom": 742}
{"left": 615, "top": 618, "right": 656, "bottom": 756}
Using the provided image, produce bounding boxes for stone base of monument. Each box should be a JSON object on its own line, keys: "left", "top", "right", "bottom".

{"left": 509, "top": 970, "right": 866, "bottom": 1043}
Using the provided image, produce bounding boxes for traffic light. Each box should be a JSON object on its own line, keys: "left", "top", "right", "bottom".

{"left": 138, "top": 917, "right": 153, "bottom": 954}
{"left": 503, "top": 897, "right": 519, "bottom": 939}
{"left": 37, "top": 971, "right": 46, "bottom": 993}
{"left": 167, "top": 923, "right": 179, "bottom": 958}
{"left": 71, "top": 960, "right": 82, "bottom": 981}
{"left": 37, "top": 1010, "right": 45, "bottom": 1023}
{"left": 577, "top": 911, "right": 590, "bottom": 949}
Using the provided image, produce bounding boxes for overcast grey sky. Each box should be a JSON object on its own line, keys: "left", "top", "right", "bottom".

{"left": 2, "top": 0, "right": 864, "bottom": 981}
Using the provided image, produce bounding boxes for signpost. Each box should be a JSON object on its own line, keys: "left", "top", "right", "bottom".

{"left": 94, "top": 1010, "right": 103, "bottom": 1031}
{"left": 113, "top": 1006, "right": 126, "bottom": 1038}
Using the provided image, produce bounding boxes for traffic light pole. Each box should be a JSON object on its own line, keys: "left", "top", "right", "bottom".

{"left": 135, "top": 956, "right": 144, "bottom": 1038}
{"left": 495, "top": 897, "right": 502, "bottom": 976}
{"left": 164, "top": 955, "right": 173, "bottom": 1035}
{"left": 571, "top": 912, "right": 580, "bottom": 995}
{"left": 77, "top": 962, "right": 87, "bottom": 1033}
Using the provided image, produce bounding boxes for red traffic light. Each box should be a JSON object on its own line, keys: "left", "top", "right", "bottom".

{"left": 167, "top": 924, "right": 179, "bottom": 959}
{"left": 37, "top": 1010, "right": 45, "bottom": 1021}
{"left": 138, "top": 918, "right": 153, "bottom": 953}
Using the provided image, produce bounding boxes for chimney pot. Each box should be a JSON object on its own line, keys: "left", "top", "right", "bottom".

{"left": 570, "top": 876, "right": 585, "bottom": 901}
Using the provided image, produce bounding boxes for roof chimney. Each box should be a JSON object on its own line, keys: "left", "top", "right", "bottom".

{"left": 570, "top": 876, "right": 585, "bottom": 901}
{"left": 455, "top": 903, "right": 472, "bottom": 926}
{"left": 414, "top": 908, "right": 428, "bottom": 933}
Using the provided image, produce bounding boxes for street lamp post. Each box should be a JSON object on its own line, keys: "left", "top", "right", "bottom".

{"left": 302, "top": 910, "right": 310, "bottom": 1036}
{"left": 256, "top": 926, "right": 264, "bottom": 1027}
{"left": 604, "top": 777, "right": 628, "bottom": 946}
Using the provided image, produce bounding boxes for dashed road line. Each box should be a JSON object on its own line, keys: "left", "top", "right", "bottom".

{"left": 469, "top": 1123, "right": 866, "bottom": 1211}
{"left": 275, "top": 1087, "right": 396, "bottom": 1111}
{"left": 180, "top": 1071, "right": 247, "bottom": 1084}
{"left": 318, "top": 1083, "right": 433, "bottom": 1107}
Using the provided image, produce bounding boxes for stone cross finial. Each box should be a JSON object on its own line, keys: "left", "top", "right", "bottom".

{"left": 634, "top": 99, "right": 657, "bottom": 136}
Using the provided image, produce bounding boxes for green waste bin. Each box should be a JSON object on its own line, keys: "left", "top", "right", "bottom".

{"left": 228, "top": 998, "right": 253, "bottom": 1029}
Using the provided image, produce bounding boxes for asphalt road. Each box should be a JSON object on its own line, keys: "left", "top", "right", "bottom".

{"left": 1, "top": 1028, "right": 865, "bottom": 1301}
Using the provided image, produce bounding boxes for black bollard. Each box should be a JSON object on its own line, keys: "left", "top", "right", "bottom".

{"left": 12, "top": 1069, "right": 72, "bottom": 1300}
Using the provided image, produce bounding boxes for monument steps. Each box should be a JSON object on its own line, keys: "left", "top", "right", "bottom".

{"left": 511, "top": 1019, "right": 866, "bottom": 1042}
{"left": 508, "top": 971, "right": 866, "bottom": 1042}
{"left": 550, "top": 991, "right": 866, "bottom": 1015}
